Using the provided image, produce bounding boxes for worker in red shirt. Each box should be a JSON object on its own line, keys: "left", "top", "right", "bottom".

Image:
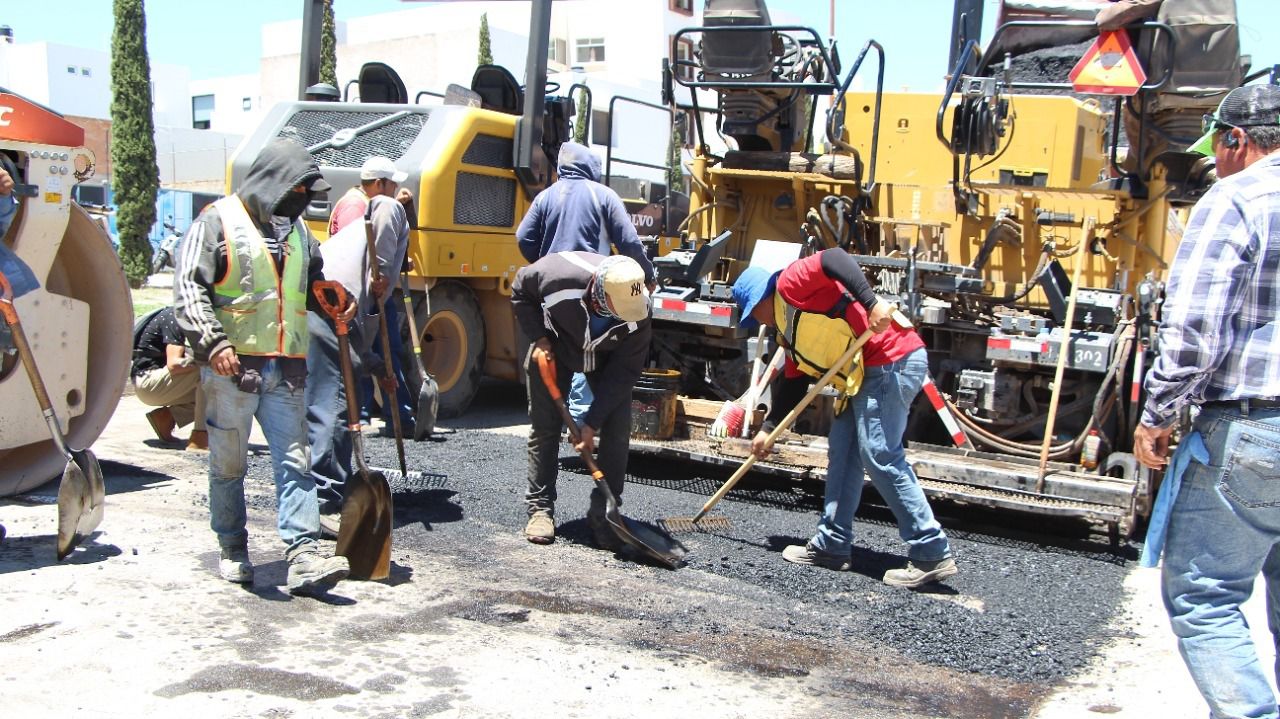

{"left": 732, "top": 249, "right": 957, "bottom": 588}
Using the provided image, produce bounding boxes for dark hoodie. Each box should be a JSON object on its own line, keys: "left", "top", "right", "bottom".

{"left": 515, "top": 142, "right": 655, "bottom": 283}
{"left": 172, "top": 138, "right": 326, "bottom": 363}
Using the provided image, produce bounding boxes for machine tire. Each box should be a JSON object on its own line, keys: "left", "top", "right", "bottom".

{"left": 408, "top": 280, "right": 484, "bottom": 420}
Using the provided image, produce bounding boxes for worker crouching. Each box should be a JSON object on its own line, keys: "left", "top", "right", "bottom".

{"left": 732, "top": 249, "right": 958, "bottom": 589}
{"left": 511, "top": 252, "right": 652, "bottom": 550}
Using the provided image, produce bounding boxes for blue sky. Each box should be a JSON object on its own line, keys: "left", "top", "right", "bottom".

{"left": 3, "top": 0, "right": 1276, "bottom": 90}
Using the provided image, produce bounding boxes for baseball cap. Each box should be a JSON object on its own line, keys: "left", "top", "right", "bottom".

{"left": 359, "top": 156, "right": 408, "bottom": 183}
{"left": 1188, "top": 84, "right": 1280, "bottom": 156}
{"left": 731, "top": 266, "right": 778, "bottom": 332}
{"left": 593, "top": 256, "right": 650, "bottom": 323}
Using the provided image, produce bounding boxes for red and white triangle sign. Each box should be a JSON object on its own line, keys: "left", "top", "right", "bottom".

{"left": 1069, "top": 30, "right": 1147, "bottom": 96}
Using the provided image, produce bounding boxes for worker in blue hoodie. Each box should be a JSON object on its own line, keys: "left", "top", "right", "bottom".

{"left": 516, "top": 141, "right": 656, "bottom": 423}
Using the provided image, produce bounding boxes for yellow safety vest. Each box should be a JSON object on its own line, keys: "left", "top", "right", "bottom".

{"left": 211, "top": 196, "right": 310, "bottom": 358}
{"left": 773, "top": 292, "right": 865, "bottom": 406}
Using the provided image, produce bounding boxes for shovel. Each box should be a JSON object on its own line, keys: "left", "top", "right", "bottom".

{"left": 0, "top": 270, "right": 105, "bottom": 560}
{"left": 399, "top": 271, "right": 438, "bottom": 439}
{"left": 364, "top": 206, "right": 408, "bottom": 478}
{"left": 314, "top": 280, "right": 393, "bottom": 581}
{"left": 535, "top": 352, "right": 686, "bottom": 569}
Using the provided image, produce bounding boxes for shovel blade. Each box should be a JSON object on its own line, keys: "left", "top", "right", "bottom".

{"left": 413, "top": 375, "right": 439, "bottom": 440}
{"left": 335, "top": 469, "right": 393, "bottom": 580}
{"left": 608, "top": 512, "right": 687, "bottom": 569}
{"left": 55, "top": 449, "right": 105, "bottom": 560}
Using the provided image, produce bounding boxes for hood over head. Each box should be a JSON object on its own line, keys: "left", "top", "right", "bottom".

{"left": 556, "top": 141, "right": 602, "bottom": 182}
{"left": 237, "top": 138, "right": 331, "bottom": 225}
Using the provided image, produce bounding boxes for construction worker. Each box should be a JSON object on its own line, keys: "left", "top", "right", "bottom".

{"left": 172, "top": 138, "right": 349, "bottom": 596}
{"left": 731, "top": 249, "right": 958, "bottom": 589}
{"left": 1134, "top": 84, "right": 1280, "bottom": 719}
{"left": 511, "top": 252, "right": 651, "bottom": 549}
{"left": 132, "top": 306, "right": 208, "bottom": 450}
{"left": 329, "top": 155, "right": 416, "bottom": 434}
{"left": 307, "top": 192, "right": 409, "bottom": 539}
{"left": 516, "top": 141, "right": 656, "bottom": 423}
{"left": 1094, "top": 0, "right": 1242, "bottom": 174}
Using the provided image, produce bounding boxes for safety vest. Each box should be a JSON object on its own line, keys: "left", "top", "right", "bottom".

{"left": 210, "top": 196, "right": 310, "bottom": 358}
{"left": 773, "top": 292, "right": 865, "bottom": 404}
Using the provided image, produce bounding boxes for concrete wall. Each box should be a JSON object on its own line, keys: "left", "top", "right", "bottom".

{"left": 189, "top": 74, "right": 261, "bottom": 136}
{"left": 154, "top": 126, "right": 240, "bottom": 193}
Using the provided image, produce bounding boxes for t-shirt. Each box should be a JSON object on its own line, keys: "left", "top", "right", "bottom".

{"left": 132, "top": 307, "right": 185, "bottom": 377}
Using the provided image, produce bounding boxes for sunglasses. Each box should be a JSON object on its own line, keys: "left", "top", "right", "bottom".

{"left": 1201, "top": 113, "right": 1241, "bottom": 136}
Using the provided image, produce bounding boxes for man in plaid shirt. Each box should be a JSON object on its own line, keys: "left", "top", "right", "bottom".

{"left": 1135, "top": 84, "right": 1280, "bottom": 718}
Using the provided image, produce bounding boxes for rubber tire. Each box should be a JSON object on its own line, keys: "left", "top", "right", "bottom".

{"left": 409, "top": 280, "right": 485, "bottom": 420}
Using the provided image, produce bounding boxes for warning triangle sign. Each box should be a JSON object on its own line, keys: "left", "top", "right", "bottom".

{"left": 1068, "top": 30, "right": 1147, "bottom": 96}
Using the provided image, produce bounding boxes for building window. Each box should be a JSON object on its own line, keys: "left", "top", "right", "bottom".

{"left": 81, "top": 67, "right": 91, "bottom": 77}
{"left": 192, "top": 94, "right": 215, "bottom": 130}
{"left": 548, "top": 37, "right": 567, "bottom": 67}
{"left": 591, "top": 109, "right": 612, "bottom": 147}
{"left": 672, "top": 37, "right": 695, "bottom": 81}
{"left": 670, "top": 0, "right": 693, "bottom": 14}
{"left": 242, "top": 97, "right": 252, "bottom": 111}
{"left": 575, "top": 37, "right": 605, "bottom": 64}
{"left": 66, "top": 65, "right": 76, "bottom": 74}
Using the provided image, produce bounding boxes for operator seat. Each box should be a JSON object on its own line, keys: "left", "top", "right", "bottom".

{"left": 357, "top": 62, "right": 408, "bottom": 104}
{"left": 700, "top": 0, "right": 777, "bottom": 80}
{"left": 471, "top": 65, "right": 524, "bottom": 116}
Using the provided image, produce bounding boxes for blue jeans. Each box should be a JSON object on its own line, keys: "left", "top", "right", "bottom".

{"left": 201, "top": 361, "right": 319, "bottom": 554}
{"left": 305, "top": 311, "right": 358, "bottom": 509}
{"left": 568, "top": 372, "right": 593, "bottom": 426}
{"left": 811, "top": 348, "right": 950, "bottom": 561}
{"left": 359, "top": 300, "right": 414, "bottom": 427}
{"left": 1162, "top": 404, "right": 1280, "bottom": 719}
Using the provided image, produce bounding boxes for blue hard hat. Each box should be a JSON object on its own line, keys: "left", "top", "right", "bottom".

{"left": 732, "top": 266, "right": 778, "bottom": 332}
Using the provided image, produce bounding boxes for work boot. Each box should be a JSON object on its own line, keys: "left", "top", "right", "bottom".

{"left": 781, "top": 542, "right": 851, "bottom": 571}
{"left": 146, "top": 407, "right": 178, "bottom": 443}
{"left": 883, "top": 557, "right": 959, "bottom": 589}
{"left": 525, "top": 510, "right": 555, "bottom": 544}
{"left": 318, "top": 508, "right": 341, "bottom": 540}
{"left": 286, "top": 544, "right": 349, "bottom": 596}
{"left": 186, "top": 430, "right": 209, "bottom": 451}
{"left": 587, "top": 513, "right": 624, "bottom": 553}
{"left": 219, "top": 545, "right": 254, "bottom": 584}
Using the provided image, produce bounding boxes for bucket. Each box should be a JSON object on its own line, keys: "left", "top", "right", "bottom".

{"left": 631, "top": 369, "right": 680, "bottom": 440}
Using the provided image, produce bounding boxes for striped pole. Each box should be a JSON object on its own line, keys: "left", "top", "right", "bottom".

{"left": 921, "top": 375, "right": 974, "bottom": 450}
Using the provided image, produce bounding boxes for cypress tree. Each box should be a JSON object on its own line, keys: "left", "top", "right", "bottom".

{"left": 478, "top": 13, "right": 493, "bottom": 66}
{"left": 110, "top": 0, "right": 157, "bottom": 288}
{"left": 573, "top": 86, "right": 589, "bottom": 144}
{"left": 320, "top": 0, "right": 337, "bottom": 87}
{"left": 666, "top": 114, "right": 685, "bottom": 194}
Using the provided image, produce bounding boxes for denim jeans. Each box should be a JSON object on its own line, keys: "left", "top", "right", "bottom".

{"left": 359, "top": 300, "right": 415, "bottom": 427}
{"left": 568, "top": 372, "right": 593, "bottom": 425}
{"left": 811, "top": 347, "right": 950, "bottom": 561}
{"left": 305, "top": 311, "right": 358, "bottom": 509}
{"left": 1161, "top": 405, "right": 1280, "bottom": 719}
{"left": 524, "top": 347, "right": 628, "bottom": 519}
{"left": 202, "top": 360, "right": 319, "bottom": 554}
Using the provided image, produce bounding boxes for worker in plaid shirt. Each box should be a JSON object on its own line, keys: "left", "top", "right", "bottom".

{"left": 1135, "top": 84, "right": 1280, "bottom": 719}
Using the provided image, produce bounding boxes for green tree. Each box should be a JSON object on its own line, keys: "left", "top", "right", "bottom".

{"left": 478, "top": 13, "right": 493, "bottom": 66}
{"left": 666, "top": 113, "right": 686, "bottom": 194}
{"left": 573, "top": 86, "right": 589, "bottom": 144}
{"left": 320, "top": 0, "right": 337, "bottom": 87}
{"left": 110, "top": 0, "right": 157, "bottom": 288}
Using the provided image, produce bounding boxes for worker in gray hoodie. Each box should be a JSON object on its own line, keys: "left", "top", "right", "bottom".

{"left": 516, "top": 141, "right": 656, "bottom": 423}
{"left": 173, "top": 138, "right": 349, "bottom": 596}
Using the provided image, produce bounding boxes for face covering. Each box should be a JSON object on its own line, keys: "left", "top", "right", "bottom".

{"left": 273, "top": 191, "right": 311, "bottom": 220}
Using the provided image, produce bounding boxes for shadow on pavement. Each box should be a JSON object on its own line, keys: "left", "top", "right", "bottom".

{"left": 0, "top": 531, "right": 121, "bottom": 574}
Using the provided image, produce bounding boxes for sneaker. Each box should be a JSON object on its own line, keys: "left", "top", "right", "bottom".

{"left": 883, "top": 557, "right": 958, "bottom": 588}
{"left": 318, "top": 509, "right": 341, "bottom": 540}
{"left": 146, "top": 407, "right": 178, "bottom": 443}
{"left": 286, "top": 546, "right": 349, "bottom": 596}
{"left": 219, "top": 545, "right": 254, "bottom": 584}
{"left": 587, "top": 514, "right": 624, "bottom": 552}
{"left": 525, "top": 511, "right": 555, "bottom": 544}
{"left": 186, "top": 430, "right": 209, "bottom": 451}
{"left": 781, "top": 542, "right": 851, "bottom": 571}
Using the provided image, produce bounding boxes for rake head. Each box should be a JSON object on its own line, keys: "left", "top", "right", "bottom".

{"left": 659, "top": 514, "right": 733, "bottom": 534}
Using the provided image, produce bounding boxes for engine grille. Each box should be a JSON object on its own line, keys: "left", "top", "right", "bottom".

{"left": 453, "top": 172, "right": 515, "bottom": 227}
{"left": 461, "top": 133, "right": 513, "bottom": 169}
{"left": 278, "top": 109, "right": 430, "bottom": 168}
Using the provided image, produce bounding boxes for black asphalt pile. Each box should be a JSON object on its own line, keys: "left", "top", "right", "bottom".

{"left": 1007, "top": 40, "right": 1096, "bottom": 92}
{"left": 237, "top": 420, "right": 1133, "bottom": 686}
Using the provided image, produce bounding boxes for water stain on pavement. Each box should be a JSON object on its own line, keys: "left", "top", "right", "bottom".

{"left": 155, "top": 663, "right": 359, "bottom": 700}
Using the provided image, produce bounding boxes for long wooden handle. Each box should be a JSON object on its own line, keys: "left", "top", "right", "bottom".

{"left": 693, "top": 327, "right": 876, "bottom": 522}
{"left": 399, "top": 272, "right": 427, "bottom": 371}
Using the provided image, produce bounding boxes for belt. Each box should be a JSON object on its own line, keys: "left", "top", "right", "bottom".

{"left": 1204, "top": 398, "right": 1280, "bottom": 414}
